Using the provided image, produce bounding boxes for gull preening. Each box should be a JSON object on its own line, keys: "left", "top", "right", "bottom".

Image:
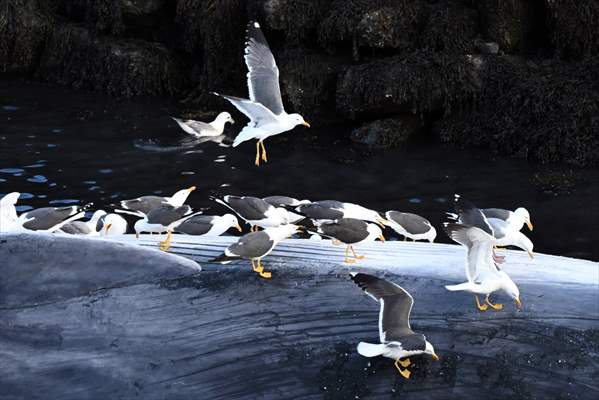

{"left": 214, "top": 21, "right": 310, "bottom": 166}
{"left": 213, "top": 195, "right": 302, "bottom": 230}
{"left": 444, "top": 222, "right": 522, "bottom": 311}
{"left": 172, "top": 112, "right": 234, "bottom": 137}
{"left": 316, "top": 218, "right": 385, "bottom": 263}
{"left": 119, "top": 186, "right": 196, "bottom": 215}
{"left": 351, "top": 273, "right": 439, "bottom": 379}
{"left": 296, "top": 200, "right": 388, "bottom": 227}
{"left": 384, "top": 211, "right": 437, "bottom": 242}
{"left": 175, "top": 214, "right": 242, "bottom": 236}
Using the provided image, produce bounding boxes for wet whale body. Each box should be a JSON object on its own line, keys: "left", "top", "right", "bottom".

{"left": 0, "top": 233, "right": 597, "bottom": 399}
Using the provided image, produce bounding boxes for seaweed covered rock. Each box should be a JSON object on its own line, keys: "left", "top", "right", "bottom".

{"left": 175, "top": 0, "right": 247, "bottom": 104}
{"left": 420, "top": 1, "right": 478, "bottom": 53}
{"left": 350, "top": 116, "right": 422, "bottom": 149}
{"left": 0, "top": 0, "right": 55, "bottom": 73}
{"left": 546, "top": 0, "right": 599, "bottom": 60}
{"left": 336, "top": 52, "right": 480, "bottom": 120}
{"left": 57, "top": 0, "right": 124, "bottom": 35}
{"left": 37, "top": 24, "right": 186, "bottom": 97}
{"left": 439, "top": 56, "right": 599, "bottom": 167}
{"left": 248, "top": 0, "right": 329, "bottom": 45}
{"left": 278, "top": 49, "right": 343, "bottom": 122}
{"left": 477, "top": 0, "right": 546, "bottom": 54}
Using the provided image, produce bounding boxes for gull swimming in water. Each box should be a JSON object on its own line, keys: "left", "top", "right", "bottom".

{"left": 214, "top": 21, "right": 310, "bottom": 166}
{"left": 171, "top": 112, "right": 234, "bottom": 137}
{"left": 350, "top": 273, "right": 439, "bottom": 379}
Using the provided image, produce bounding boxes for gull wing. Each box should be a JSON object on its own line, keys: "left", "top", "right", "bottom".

{"left": 244, "top": 21, "right": 284, "bottom": 115}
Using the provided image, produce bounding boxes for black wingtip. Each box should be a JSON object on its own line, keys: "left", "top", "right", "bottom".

{"left": 350, "top": 272, "right": 376, "bottom": 292}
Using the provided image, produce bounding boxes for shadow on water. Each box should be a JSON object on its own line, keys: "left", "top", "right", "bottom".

{"left": 1, "top": 76, "right": 598, "bottom": 260}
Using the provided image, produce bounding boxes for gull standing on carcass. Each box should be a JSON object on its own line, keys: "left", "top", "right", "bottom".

{"left": 296, "top": 200, "right": 388, "bottom": 227}
{"left": 175, "top": 214, "right": 242, "bottom": 236}
{"left": 450, "top": 195, "right": 534, "bottom": 262}
{"left": 18, "top": 205, "right": 86, "bottom": 233}
{"left": 384, "top": 211, "right": 437, "bottom": 242}
{"left": 214, "top": 21, "right": 310, "bottom": 166}
{"left": 212, "top": 195, "right": 301, "bottom": 230}
{"left": 444, "top": 222, "right": 522, "bottom": 311}
{"left": 60, "top": 210, "right": 107, "bottom": 236}
{"left": 481, "top": 207, "right": 533, "bottom": 232}
{"left": 171, "top": 112, "right": 234, "bottom": 137}
{"left": 119, "top": 186, "right": 196, "bottom": 215}
{"left": 210, "top": 224, "right": 301, "bottom": 279}
{"left": 350, "top": 273, "right": 439, "bottom": 379}
{"left": 316, "top": 218, "right": 385, "bottom": 264}
{"left": 132, "top": 204, "right": 201, "bottom": 251}
{"left": 97, "top": 213, "right": 128, "bottom": 236}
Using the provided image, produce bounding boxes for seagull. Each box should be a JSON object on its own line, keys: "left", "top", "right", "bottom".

{"left": 175, "top": 214, "right": 242, "bottom": 236}
{"left": 350, "top": 273, "right": 439, "bottom": 379}
{"left": 213, "top": 21, "right": 310, "bottom": 166}
{"left": 210, "top": 224, "right": 301, "bottom": 278}
{"left": 132, "top": 204, "right": 201, "bottom": 251}
{"left": 97, "top": 213, "right": 128, "bottom": 236}
{"left": 317, "top": 218, "right": 385, "bottom": 263}
{"left": 172, "top": 112, "right": 234, "bottom": 137}
{"left": 119, "top": 186, "right": 196, "bottom": 215}
{"left": 18, "top": 205, "right": 86, "bottom": 232}
{"left": 212, "top": 195, "right": 301, "bottom": 230}
{"left": 444, "top": 222, "right": 522, "bottom": 312}
{"left": 262, "top": 195, "right": 311, "bottom": 208}
{"left": 296, "top": 200, "right": 388, "bottom": 227}
{"left": 450, "top": 195, "right": 534, "bottom": 260}
{"left": 0, "top": 192, "right": 23, "bottom": 232}
{"left": 60, "top": 210, "right": 108, "bottom": 235}
{"left": 384, "top": 211, "right": 437, "bottom": 242}
{"left": 481, "top": 207, "right": 533, "bottom": 232}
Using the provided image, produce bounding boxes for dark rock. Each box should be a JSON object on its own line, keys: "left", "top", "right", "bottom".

{"left": 547, "top": 0, "right": 599, "bottom": 60}
{"left": 0, "top": 0, "right": 55, "bottom": 73}
{"left": 419, "top": 1, "right": 479, "bottom": 53}
{"left": 350, "top": 116, "right": 422, "bottom": 149}
{"left": 475, "top": 40, "right": 500, "bottom": 55}
{"left": 175, "top": 0, "right": 247, "bottom": 104}
{"left": 278, "top": 49, "right": 344, "bottom": 123}
{"left": 532, "top": 168, "right": 580, "bottom": 196}
{"left": 477, "top": 0, "right": 546, "bottom": 54}
{"left": 439, "top": 56, "right": 599, "bottom": 166}
{"left": 36, "top": 24, "right": 186, "bottom": 97}
{"left": 336, "top": 52, "right": 480, "bottom": 120}
{"left": 121, "top": 0, "right": 166, "bottom": 17}
{"left": 57, "top": 0, "right": 125, "bottom": 35}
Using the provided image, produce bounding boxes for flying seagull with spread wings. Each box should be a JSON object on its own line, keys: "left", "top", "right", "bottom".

{"left": 214, "top": 21, "right": 310, "bottom": 166}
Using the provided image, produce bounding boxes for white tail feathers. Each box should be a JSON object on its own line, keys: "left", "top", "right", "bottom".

{"left": 357, "top": 342, "right": 386, "bottom": 357}
{"left": 444, "top": 282, "right": 474, "bottom": 291}
{"left": 233, "top": 126, "right": 261, "bottom": 147}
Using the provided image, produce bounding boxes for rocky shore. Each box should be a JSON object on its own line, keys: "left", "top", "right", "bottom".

{"left": 1, "top": 0, "right": 597, "bottom": 166}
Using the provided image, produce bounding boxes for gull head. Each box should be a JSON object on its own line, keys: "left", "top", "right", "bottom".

{"left": 222, "top": 213, "right": 242, "bottom": 232}
{"left": 366, "top": 223, "right": 385, "bottom": 242}
{"left": 169, "top": 186, "right": 196, "bottom": 206}
{"left": 217, "top": 111, "right": 235, "bottom": 125}
{"left": 500, "top": 271, "right": 522, "bottom": 309}
{"left": 514, "top": 207, "right": 533, "bottom": 231}
{"left": 0, "top": 192, "right": 21, "bottom": 206}
{"left": 424, "top": 341, "right": 440, "bottom": 361}
{"left": 288, "top": 113, "right": 310, "bottom": 128}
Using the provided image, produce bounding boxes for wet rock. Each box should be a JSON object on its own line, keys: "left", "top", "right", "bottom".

{"left": 278, "top": 49, "right": 343, "bottom": 123}
{"left": 57, "top": 0, "right": 124, "bottom": 35}
{"left": 439, "top": 56, "right": 599, "bottom": 167}
{"left": 419, "top": 1, "right": 479, "bottom": 53}
{"left": 336, "top": 51, "right": 480, "bottom": 120}
{"left": 37, "top": 24, "right": 186, "bottom": 97}
{"left": 350, "top": 116, "right": 422, "bottom": 149}
{"left": 547, "top": 0, "right": 599, "bottom": 59}
{"left": 531, "top": 168, "right": 579, "bottom": 196}
{"left": 121, "top": 0, "right": 166, "bottom": 17}
{"left": 0, "top": 0, "right": 55, "bottom": 73}
{"left": 477, "top": 0, "right": 546, "bottom": 54}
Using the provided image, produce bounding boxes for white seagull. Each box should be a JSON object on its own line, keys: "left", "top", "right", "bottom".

{"left": 444, "top": 222, "right": 522, "bottom": 312}
{"left": 172, "top": 112, "right": 234, "bottom": 137}
{"left": 214, "top": 21, "right": 310, "bottom": 166}
{"left": 0, "top": 192, "right": 24, "bottom": 232}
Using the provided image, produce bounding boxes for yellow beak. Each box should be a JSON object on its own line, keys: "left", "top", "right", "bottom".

{"left": 187, "top": 186, "right": 196, "bottom": 192}
{"left": 303, "top": 121, "right": 311, "bottom": 128}
{"left": 515, "top": 297, "right": 522, "bottom": 309}
{"left": 104, "top": 223, "right": 112, "bottom": 234}
{"left": 235, "top": 224, "right": 242, "bottom": 232}
{"left": 378, "top": 234, "right": 386, "bottom": 242}
{"left": 431, "top": 352, "right": 440, "bottom": 361}
{"left": 528, "top": 251, "right": 534, "bottom": 259}
{"left": 526, "top": 220, "right": 533, "bottom": 231}
{"left": 296, "top": 226, "right": 304, "bottom": 233}
{"left": 376, "top": 218, "right": 389, "bottom": 228}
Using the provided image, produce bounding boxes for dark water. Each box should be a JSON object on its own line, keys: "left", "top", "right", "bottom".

{"left": 1, "top": 76, "right": 598, "bottom": 260}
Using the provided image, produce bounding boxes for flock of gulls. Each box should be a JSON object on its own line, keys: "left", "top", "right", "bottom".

{"left": 0, "top": 187, "right": 534, "bottom": 377}
{"left": 0, "top": 21, "right": 538, "bottom": 379}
